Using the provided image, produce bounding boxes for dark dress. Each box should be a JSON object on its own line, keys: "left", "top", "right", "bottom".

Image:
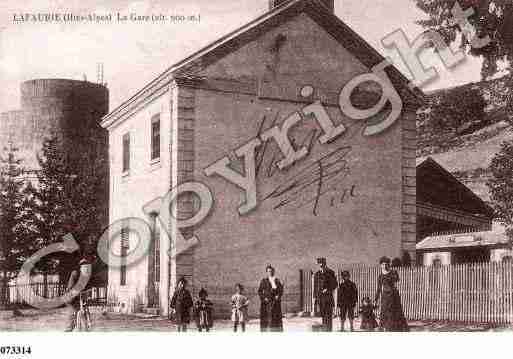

{"left": 374, "top": 270, "right": 409, "bottom": 332}
{"left": 194, "top": 299, "right": 214, "bottom": 330}
{"left": 170, "top": 288, "right": 193, "bottom": 325}
{"left": 258, "top": 277, "right": 283, "bottom": 331}
{"left": 359, "top": 304, "right": 378, "bottom": 330}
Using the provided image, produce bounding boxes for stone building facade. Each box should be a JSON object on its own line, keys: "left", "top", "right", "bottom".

{"left": 101, "top": 0, "right": 422, "bottom": 316}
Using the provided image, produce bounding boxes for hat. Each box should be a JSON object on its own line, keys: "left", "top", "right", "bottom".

{"left": 198, "top": 288, "right": 208, "bottom": 298}
{"left": 317, "top": 257, "right": 326, "bottom": 265}
{"left": 341, "top": 270, "right": 350, "bottom": 277}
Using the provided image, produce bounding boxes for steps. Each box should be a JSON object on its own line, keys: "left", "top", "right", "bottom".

{"left": 137, "top": 307, "right": 160, "bottom": 318}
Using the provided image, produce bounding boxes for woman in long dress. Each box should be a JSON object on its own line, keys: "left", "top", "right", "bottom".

{"left": 374, "top": 256, "right": 409, "bottom": 332}
{"left": 170, "top": 277, "right": 193, "bottom": 332}
{"left": 258, "top": 265, "right": 283, "bottom": 332}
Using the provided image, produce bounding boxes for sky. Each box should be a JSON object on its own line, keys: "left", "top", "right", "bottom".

{"left": 0, "top": 0, "right": 485, "bottom": 113}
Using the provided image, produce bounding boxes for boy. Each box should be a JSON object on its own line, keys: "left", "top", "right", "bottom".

{"left": 337, "top": 270, "right": 358, "bottom": 331}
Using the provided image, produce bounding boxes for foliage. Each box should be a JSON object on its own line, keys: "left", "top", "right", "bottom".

{"left": 28, "top": 133, "right": 107, "bottom": 277}
{"left": 415, "top": 0, "right": 513, "bottom": 79}
{"left": 488, "top": 140, "right": 513, "bottom": 239}
{"left": 0, "top": 143, "right": 34, "bottom": 284}
{"left": 430, "top": 85, "right": 487, "bottom": 131}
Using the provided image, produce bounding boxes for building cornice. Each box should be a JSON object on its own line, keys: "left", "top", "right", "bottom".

{"left": 101, "top": 74, "right": 172, "bottom": 129}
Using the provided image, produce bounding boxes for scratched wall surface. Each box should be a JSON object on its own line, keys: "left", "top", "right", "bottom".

{"left": 186, "top": 13, "right": 409, "bottom": 315}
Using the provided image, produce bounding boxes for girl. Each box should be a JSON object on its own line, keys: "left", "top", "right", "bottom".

{"left": 194, "top": 288, "right": 214, "bottom": 332}
{"left": 359, "top": 296, "right": 378, "bottom": 331}
{"left": 231, "top": 284, "right": 249, "bottom": 332}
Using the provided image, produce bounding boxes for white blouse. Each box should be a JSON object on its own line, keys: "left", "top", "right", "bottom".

{"left": 268, "top": 276, "right": 277, "bottom": 289}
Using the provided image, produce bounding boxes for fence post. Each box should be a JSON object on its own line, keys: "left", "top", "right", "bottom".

{"left": 299, "top": 269, "right": 304, "bottom": 313}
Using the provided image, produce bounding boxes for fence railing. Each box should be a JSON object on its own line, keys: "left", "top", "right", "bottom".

{"left": 300, "top": 262, "right": 513, "bottom": 324}
{"left": 0, "top": 282, "right": 107, "bottom": 309}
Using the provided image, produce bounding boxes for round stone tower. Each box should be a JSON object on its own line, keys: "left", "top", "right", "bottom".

{"left": 0, "top": 78, "right": 110, "bottom": 231}
{"left": 19, "top": 79, "right": 109, "bottom": 169}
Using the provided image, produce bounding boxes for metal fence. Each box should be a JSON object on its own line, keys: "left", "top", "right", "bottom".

{"left": 300, "top": 262, "right": 513, "bottom": 324}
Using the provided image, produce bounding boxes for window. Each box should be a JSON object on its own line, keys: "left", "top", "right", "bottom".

{"left": 151, "top": 115, "right": 161, "bottom": 161}
{"left": 120, "top": 226, "right": 129, "bottom": 286}
{"left": 503, "top": 256, "right": 512, "bottom": 264}
{"left": 122, "top": 133, "right": 130, "bottom": 173}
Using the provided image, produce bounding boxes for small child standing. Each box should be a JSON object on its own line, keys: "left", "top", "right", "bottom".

{"left": 359, "top": 296, "right": 378, "bottom": 331}
{"left": 231, "top": 284, "right": 249, "bottom": 332}
{"left": 194, "top": 288, "right": 214, "bottom": 332}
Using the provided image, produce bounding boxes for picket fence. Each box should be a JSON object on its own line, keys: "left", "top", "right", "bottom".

{"left": 300, "top": 262, "right": 513, "bottom": 324}
{"left": 0, "top": 282, "right": 107, "bottom": 309}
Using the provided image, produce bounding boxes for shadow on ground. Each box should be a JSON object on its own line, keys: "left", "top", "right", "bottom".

{"left": 1, "top": 309, "right": 511, "bottom": 332}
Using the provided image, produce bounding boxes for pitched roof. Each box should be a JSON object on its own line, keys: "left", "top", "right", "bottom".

{"left": 416, "top": 157, "right": 494, "bottom": 218}
{"left": 102, "top": 0, "right": 424, "bottom": 128}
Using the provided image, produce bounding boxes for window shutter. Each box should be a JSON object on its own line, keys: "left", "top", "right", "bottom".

{"left": 151, "top": 115, "right": 161, "bottom": 160}
{"left": 122, "top": 133, "right": 130, "bottom": 172}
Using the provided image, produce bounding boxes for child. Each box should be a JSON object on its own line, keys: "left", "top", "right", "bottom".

{"left": 359, "top": 296, "right": 378, "bottom": 331}
{"left": 231, "top": 284, "right": 249, "bottom": 332}
{"left": 194, "top": 288, "right": 214, "bottom": 332}
{"left": 337, "top": 270, "right": 358, "bottom": 332}
{"left": 170, "top": 277, "right": 193, "bottom": 332}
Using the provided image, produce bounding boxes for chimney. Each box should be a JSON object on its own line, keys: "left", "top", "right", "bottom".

{"left": 268, "top": 0, "right": 334, "bottom": 13}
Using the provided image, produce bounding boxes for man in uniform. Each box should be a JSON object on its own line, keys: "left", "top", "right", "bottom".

{"left": 314, "top": 257, "right": 338, "bottom": 331}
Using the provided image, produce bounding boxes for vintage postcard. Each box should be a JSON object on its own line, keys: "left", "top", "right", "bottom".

{"left": 0, "top": 0, "right": 512, "bottom": 356}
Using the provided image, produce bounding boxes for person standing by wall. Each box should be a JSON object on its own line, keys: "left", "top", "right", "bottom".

{"left": 337, "top": 270, "right": 358, "bottom": 332}
{"left": 258, "top": 265, "right": 284, "bottom": 332}
{"left": 170, "top": 277, "right": 193, "bottom": 332}
{"left": 314, "top": 257, "right": 337, "bottom": 332}
{"left": 231, "top": 284, "right": 249, "bottom": 332}
{"left": 194, "top": 288, "right": 213, "bottom": 332}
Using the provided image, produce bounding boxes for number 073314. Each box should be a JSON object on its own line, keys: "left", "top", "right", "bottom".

{"left": 0, "top": 346, "right": 32, "bottom": 355}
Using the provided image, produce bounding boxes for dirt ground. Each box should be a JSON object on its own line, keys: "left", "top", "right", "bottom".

{"left": 1, "top": 308, "right": 511, "bottom": 332}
